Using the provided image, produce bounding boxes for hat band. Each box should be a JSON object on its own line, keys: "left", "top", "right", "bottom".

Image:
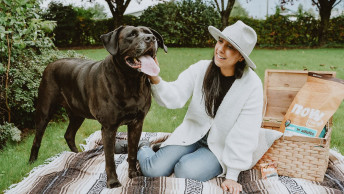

{"left": 227, "top": 36, "right": 243, "bottom": 53}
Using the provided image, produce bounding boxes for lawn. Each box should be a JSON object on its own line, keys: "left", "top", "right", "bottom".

{"left": 1, "top": 47, "right": 343, "bottom": 192}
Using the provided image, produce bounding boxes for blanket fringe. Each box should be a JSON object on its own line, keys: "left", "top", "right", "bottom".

{"left": 79, "top": 131, "right": 101, "bottom": 151}
{"left": 4, "top": 151, "right": 68, "bottom": 194}
{"left": 330, "top": 147, "right": 344, "bottom": 162}
{"left": 3, "top": 132, "right": 344, "bottom": 194}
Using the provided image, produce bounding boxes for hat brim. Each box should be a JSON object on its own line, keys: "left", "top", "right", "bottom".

{"left": 208, "top": 26, "right": 256, "bottom": 69}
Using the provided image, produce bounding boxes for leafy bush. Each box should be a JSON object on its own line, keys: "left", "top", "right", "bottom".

{"left": 73, "top": 3, "right": 108, "bottom": 20}
{"left": 41, "top": 1, "right": 343, "bottom": 48}
{"left": 0, "top": 122, "right": 21, "bottom": 149}
{"left": 4, "top": 49, "right": 85, "bottom": 128}
{"left": 41, "top": 2, "right": 78, "bottom": 46}
{"left": 254, "top": 11, "right": 319, "bottom": 47}
{"left": 327, "top": 15, "right": 344, "bottom": 45}
{"left": 0, "top": 0, "right": 85, "bottom": 132}
{"left": 42, "top": 2, "right": 139, "bottom": 47}
{"left": 140, "top": 0, "right": 221, "bottom": 47}
{"left": 227, "top": 11, "right": 342, "bottom": 47}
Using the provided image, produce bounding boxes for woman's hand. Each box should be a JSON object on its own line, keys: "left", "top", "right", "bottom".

{"left": 221, "top": 179, "right": 242, "bottom": 194}
{"left": 149, "top": 57, "right": 160, "bottom": 84}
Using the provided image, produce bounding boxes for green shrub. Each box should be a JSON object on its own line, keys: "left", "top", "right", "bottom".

{"left": 140, "top": 0, "right": 221, "bottom": 47}
{"left": 327, "top": 15, "right": 344, "bottom": 45}
{"left": 5, "top": 49, "right": 85, "bottom": 128}
{"left": 41, "top": 2, "right": 78, "bottom": 46}
{"left": 73, "top": 3, "right": 108, "bottom": 20}
{"left": 0, "top": 122, "right": 21, "bottom": 149}
{"left": 228, "top": 13, "right": 326, "bottom": 47}
{"left": 0, "top": 0, "right": 85, "bottom": 131}
{"left": 39, "top": 1, "right": 344, "bottom": 47}
{"left": 42, "top": 2, "right": 139, "bottom": 47}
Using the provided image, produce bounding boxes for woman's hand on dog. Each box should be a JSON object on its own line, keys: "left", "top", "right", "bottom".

{"left": 149, "top": 57, "right": 161, "bottom": 84}
{"left": 221, "top": 179, "right": 242, "bottom": 194}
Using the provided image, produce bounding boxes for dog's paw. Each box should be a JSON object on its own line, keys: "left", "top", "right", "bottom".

{"left": 28, "top": 156, "right": 37, "bottom": 164}
{"left": 107, "top": 178, "right": 121, "bottom": 188}
{"left": 128, "top": 169, "right": 142, "bottom": 178}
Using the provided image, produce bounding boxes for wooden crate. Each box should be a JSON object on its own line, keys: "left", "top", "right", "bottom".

{"left": 255, "top": 69, "right": 336, "bottom": 182}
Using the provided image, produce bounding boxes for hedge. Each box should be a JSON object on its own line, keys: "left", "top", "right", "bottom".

{"left": 46, "top": 1, "right": 343, "bottom": 47}
{"left": 0, "top": 0, "right": 85, "bottom": 132}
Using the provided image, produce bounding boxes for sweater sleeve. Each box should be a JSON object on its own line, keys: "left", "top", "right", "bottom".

{"left": 222, "top": 81, "right": 263, "bottom": 181}
{"left": 150, "top": 61, "right": 205, "bottom": 109}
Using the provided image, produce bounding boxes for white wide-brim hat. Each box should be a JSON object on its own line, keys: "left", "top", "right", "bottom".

{"left": 208, "top": 20, "right": 257, "bottom": 69}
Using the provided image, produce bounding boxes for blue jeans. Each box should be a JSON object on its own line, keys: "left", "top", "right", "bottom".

{"left": 137, "top": 140, "right": 222, "bottom": 182}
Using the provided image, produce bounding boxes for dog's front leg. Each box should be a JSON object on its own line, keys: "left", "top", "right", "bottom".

{"left": 102, "top": 126, "right": 121, "bottom": 188}
{"left": 127, "top": 119, "right": 144, "bottom": 178}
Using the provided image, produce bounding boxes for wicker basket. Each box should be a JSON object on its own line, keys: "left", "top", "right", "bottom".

{"left": 254, "top": 69, "right": 336, "bottom": 182}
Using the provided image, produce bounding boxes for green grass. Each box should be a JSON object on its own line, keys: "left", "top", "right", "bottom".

{"left": 1, "top": 47, "right": 343, "bottom": 192}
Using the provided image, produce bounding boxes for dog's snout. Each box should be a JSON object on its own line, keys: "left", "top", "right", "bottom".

{"left": 144, "top": 35, "right": 156, "bottom": 43}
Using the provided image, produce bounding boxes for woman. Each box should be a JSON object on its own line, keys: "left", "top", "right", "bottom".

{"left": 118, "top": 20, "right": 263, "bottom": 194}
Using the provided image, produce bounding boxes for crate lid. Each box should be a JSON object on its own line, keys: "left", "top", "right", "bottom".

{"left": 262, "top": 69, "right": 336, "bottom": 122}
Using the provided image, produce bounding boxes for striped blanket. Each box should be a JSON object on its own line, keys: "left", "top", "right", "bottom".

{"left": 5, "top": 131, "right": 344, "bottom": 194}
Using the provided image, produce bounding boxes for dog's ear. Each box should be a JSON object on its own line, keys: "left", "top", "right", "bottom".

{"left": 150, "top": 28, "right": 168, "bottom": 53}
{"left": 100, "top": 26, "right": 125, "bottom": 55}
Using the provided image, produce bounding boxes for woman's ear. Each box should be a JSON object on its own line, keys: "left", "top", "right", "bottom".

{"left": 239, "top": 57, "right": 244, "bottom": 62}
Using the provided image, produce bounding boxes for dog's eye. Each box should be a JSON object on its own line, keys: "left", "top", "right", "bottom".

{"left": 143, "top": 29, "right": 151, "bottom": 34}
{"left": 129, "top": 32, "right": 137, "bottom": 37}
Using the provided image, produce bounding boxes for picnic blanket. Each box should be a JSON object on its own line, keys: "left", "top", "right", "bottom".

{"left": 5, "top": 131, "right": 344, "bottom": 194}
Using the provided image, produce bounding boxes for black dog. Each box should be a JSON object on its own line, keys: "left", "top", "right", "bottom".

{"left": 29, "top": 26, "right": 167, "bottom": 188}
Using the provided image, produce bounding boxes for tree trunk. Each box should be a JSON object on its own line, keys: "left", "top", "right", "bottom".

{"left": 213, "top": 0, "right": 236, "bottom": 30}
{"left": 5, "top": 34, "right": 12, "bottom": 122}
{"left": 114, "top": 12, "right": 124, "bottom": 28}
{"left": 312, "top": 0, "right": 342, "bottom": 45}
{"left": 220, "top": 12, "right": 229, "bottom": 30}
{"left": 105, "top": 0, "right": 131, "bottom": 29}
{"left": 318, "top": 3, "right": 332, "bottom": 45}
{"left": 220, "top": 0, "right": 235, "bottom": 30}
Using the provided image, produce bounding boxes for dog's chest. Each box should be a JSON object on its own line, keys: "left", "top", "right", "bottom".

{"left": 120, "top": 94, "right": 150, "bottom": 110}
{"left": 117, "top": 93, "right": 151, "bottom": 124}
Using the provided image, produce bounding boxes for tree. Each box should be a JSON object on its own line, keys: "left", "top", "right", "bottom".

{"left": 84, "top": 3, "right": 108, "bottom": 20}
{"left": 73, "top": 3, "right": 108, "bottom": 20}
{"left": 86, "top": 0, "right": 140, "bottom": 28}
{"left": 231, "top": 1, "right": 249, "bottom": 17}
{"left": 281, "top": 0, "right": 343, "bottom": 45}
{"left": 104, "top": 0, "right": 130, "bottom": 27}
{"left": 213, "top": 0, "right": 236, "bottom": 30}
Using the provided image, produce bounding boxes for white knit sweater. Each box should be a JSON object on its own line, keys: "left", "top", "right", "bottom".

{"left": 151, "top": 60, "right": 263, "bottom": 181}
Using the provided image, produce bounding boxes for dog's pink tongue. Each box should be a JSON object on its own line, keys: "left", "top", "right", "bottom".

{"left": 138, "top": 55, "right": 160, "bottom": 76}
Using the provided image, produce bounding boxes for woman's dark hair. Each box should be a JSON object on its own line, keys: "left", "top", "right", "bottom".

{"left": 202, "top": 57, "right": 247, "bottom": 118}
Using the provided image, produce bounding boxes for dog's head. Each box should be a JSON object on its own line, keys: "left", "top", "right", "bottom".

{"left": 100, "top": 26, "right": 167, "bottom": 75}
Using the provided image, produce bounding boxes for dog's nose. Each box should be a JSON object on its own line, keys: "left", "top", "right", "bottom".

{"left": 144, "top": 35, "right": 156, "bottom": 43}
